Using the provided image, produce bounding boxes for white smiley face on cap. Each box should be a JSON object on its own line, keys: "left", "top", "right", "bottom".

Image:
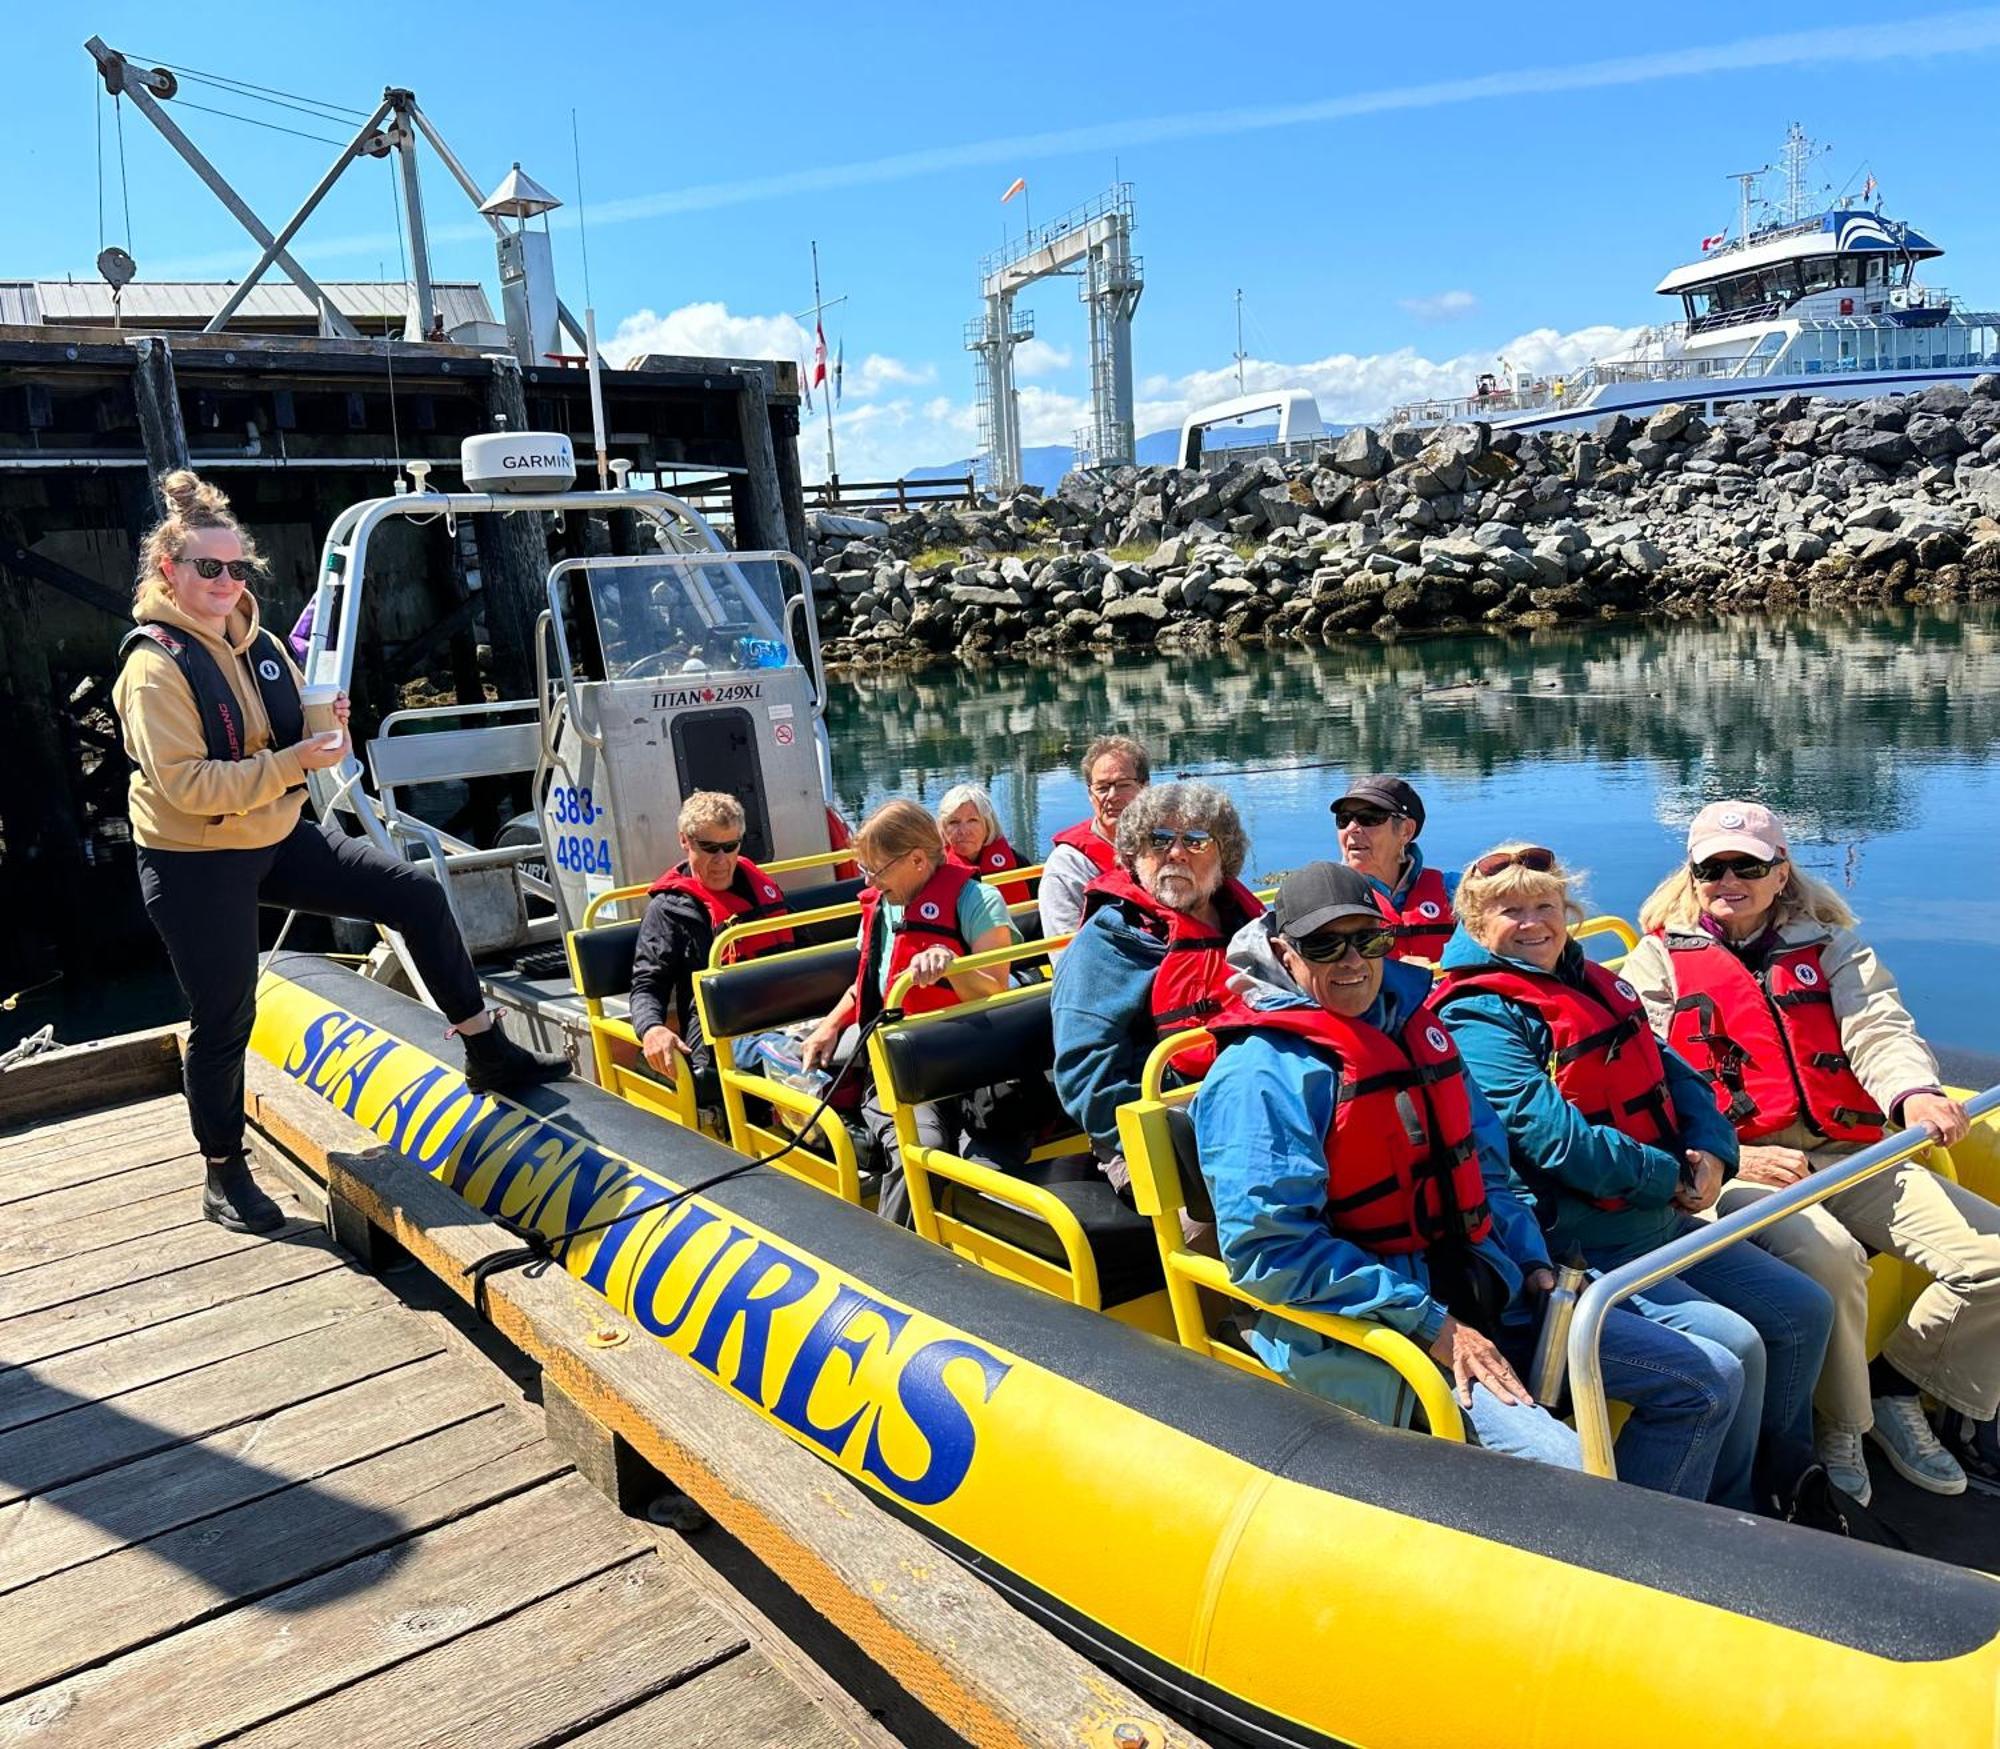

{"left": 1718, "top": 810, "right": 1745, "bottom": 829}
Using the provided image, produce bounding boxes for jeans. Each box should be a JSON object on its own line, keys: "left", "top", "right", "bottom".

{"left": 1467, "top": 1309, "right": 1740, "bottom": 1497}
{"left": 1611, "top": 1218, "right": 1835, "bottom": 1512}
{"left": 139, "top": 817, "right": 485, "bottom": 1160}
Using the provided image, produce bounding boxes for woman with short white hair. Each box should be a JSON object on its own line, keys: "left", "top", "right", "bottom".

{"left": 937, "top": 782, "right": 1030, "bottom": 904}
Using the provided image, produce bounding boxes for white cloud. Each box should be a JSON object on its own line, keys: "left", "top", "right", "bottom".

{"left": 1014, "top": 338, "right": 1075, "bottom": 378}
{"left": 1399, "top": 289, "right": 1480, "bottom": 321}
{"left": 845, "top": 352, "right": 937, "bottom": 396}
{"left": 610, "top": 301, "right": 808, "bottom": 366}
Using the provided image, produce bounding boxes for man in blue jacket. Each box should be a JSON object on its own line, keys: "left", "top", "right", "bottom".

{"left": 1193, "top": 863, "right": 1740, "bottom": 1494}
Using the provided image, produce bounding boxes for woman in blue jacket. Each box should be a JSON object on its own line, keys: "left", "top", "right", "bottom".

{"left": 1433, "top": 844, "right": 1837, "bottom": 1522}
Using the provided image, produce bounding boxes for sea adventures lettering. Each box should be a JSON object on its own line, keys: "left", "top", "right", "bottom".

{"left": 282, "top": 1006, "right": 1008, "bottom": 1506}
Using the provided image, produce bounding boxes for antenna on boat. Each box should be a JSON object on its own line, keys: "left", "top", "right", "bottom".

{"left": 1233, "top": 288, "right": 1246, "bottom": 395}
{"left": 1726, "top": 163, "right": 1769, "bottom": 244}
{"left": 1779, "top": 123, "right": 1833, "bottom": 226}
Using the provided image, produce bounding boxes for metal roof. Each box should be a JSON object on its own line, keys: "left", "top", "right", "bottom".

{"left": 1656, "top": 211, "right": 1944, "bottom": 296}
{"left": 12, "top": 279, "right": 495, "bottom": 328}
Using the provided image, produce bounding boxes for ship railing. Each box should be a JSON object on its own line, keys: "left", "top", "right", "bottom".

{"left": 1569, "top": 1084, "right": 2000, "bottom": 1479}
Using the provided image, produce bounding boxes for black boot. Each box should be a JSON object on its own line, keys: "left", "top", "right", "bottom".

{"left": 203, "top": 1154, "right": 286, "bottom": 1234}
{"left": 461, "top": 1014, "right": 571, "bottom": 1095}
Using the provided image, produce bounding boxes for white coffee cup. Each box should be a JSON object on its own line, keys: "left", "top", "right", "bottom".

{"left": 299, "top": 682, "right": 341, "bottom": 741}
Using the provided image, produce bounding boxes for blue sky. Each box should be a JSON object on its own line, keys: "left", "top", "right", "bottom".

{"left": 11, "top": 3, "right": 2000, "bottom": 476}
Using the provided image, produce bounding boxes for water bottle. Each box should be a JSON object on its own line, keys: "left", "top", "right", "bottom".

{"left": 1530, "top": 1261, "right": 1590, "bottom": 1408}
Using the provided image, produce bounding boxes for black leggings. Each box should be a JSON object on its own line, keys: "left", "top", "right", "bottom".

{"left": 138, "top": 817, "right": 485, "bottom": 1159}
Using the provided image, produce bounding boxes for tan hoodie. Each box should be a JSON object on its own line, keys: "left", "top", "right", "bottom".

{"left": 113, "top": 580, "right": 309, "bottom": 851}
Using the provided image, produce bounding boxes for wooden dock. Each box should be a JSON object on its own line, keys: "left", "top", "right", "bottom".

{"left": 0, "top": 1033, "right": 1199, "bottom": 1749}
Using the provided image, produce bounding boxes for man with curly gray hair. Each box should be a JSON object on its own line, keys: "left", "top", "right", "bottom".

{"left": 1050, "top": 781, "right": 1264, "bottom": 1199}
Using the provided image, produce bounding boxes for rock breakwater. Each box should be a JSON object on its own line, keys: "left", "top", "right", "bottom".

{"left": 808, "top": 381, "right": 2000, "bottom": 665}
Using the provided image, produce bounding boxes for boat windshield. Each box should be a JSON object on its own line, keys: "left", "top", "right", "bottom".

{"left": 552, "top": 553, "right": 804, "bottom": 684}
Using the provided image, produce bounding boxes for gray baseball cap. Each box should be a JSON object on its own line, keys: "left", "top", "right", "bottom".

{"left": 1274, "top": 862, "right": 1384, "bottom": 939}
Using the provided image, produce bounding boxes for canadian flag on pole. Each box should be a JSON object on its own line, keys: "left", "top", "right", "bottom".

{"left": 1000, "top": 177, "right": 1027, "bottom": 204}
{"left": 811, "top": 320, "right": 828, "bottom": 388}
{"left": 1700, "top": 231, "right": 1728, "bottom": 252}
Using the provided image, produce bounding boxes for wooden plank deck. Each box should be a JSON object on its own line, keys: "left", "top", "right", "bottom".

{"left": 0, "top": 1092, "right": 879, "bottom": 1749}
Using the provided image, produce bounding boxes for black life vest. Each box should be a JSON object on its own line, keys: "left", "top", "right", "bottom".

{"left": 120, "top": 620, "right": 304, "bottom": 776}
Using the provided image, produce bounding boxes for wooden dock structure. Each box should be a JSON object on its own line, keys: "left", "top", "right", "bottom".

{"left": 0, "top": 1033, "right": 1199, "bottom": 1749}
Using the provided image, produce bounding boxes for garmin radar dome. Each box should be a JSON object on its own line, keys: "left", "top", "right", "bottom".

{"left": 461, "top": 424, "right": 577, "bottom": 493}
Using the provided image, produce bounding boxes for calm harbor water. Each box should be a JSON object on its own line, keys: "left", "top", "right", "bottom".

{"left": 826, "top": 604, "right": 2000, "bottom": 1059}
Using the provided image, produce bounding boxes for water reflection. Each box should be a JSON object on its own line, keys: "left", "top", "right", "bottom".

{"left": 827, "top": 605, "right": 2000, "bottom": 851}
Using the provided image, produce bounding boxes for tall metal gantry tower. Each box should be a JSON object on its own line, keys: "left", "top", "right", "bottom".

{"left": 967, "top": 184, "right": 1143, "bottom": 490}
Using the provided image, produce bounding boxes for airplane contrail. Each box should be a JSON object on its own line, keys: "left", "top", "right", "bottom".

{"left": 151, "top": 11, "right": 2000, "bottom": 274}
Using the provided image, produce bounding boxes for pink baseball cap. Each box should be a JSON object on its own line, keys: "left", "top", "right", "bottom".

{"left": 1687, "top": 800, "right": 1788, "bottom": 864}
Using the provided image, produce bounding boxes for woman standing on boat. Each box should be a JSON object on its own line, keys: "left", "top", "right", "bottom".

{"left": 1432, "top": 844, "right": 1841, "bottom": 1524}
{"left": 113, "top": 471, "right": 567, "bottom": 1235}
{"left": 1625, "top": 801, "right": 2000, "bottom": 1501}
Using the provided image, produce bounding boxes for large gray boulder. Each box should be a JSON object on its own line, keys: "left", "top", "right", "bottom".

{"left": 1332, "top": 426, "right": 1389, "bottom": 480}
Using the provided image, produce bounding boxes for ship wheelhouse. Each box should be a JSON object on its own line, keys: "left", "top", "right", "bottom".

{"left": 1656, "top": 208, "right": 1946, "bottom": 334}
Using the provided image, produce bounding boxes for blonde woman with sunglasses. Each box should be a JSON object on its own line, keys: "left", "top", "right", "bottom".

{"left": 113, "top": 471, "right": 566, "bottom": 1236}
{"left": 1623, "top": 801, "right": 2000, "bottom": 1505}
{"left": 1433, "top": 843, "right": 1841, "bottom": 1526}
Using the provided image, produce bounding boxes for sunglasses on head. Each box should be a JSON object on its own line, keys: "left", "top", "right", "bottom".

{"left": 1147, "top": 828, "right": 1215, "bottom": 855}
{"left": 1332, "top": 805, "right": 1397, "bottom": 830}
{"left": 189, "top": 557, "right": 262, "bottom": 581}
{"left": 1472, "top": 846, "right": 1558, "bottom": 878}
{"left": 1288, "top": 925, "right": 1396, "bottom": 963}
{"left": 1691, "top": 854, "right": 1782, "bottom": 883}
{"left": 690, "top": 837, "right": 741, "bottom": 857}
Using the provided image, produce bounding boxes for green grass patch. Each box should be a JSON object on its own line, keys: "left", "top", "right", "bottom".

{"left": 1106, "top": 539, "right": 1157, "bottom": 563}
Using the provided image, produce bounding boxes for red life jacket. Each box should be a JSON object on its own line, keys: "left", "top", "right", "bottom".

{"left": 1432, "top": 957, "right": 1677, "bottom": 1210}
{"left": 1372, "top": 864, "right": 1455, "bottom": 962}
{"left": 947, "top": 833, "right": 1032, "bottom": 906}
{"left": 855, "top": 860, "right": 977, "bottom": 1023}
{"left": 1661, "top": 933, "right": 1886, "bottom": 1144}
{"left": 824, "top": 806, "right": 861, "bottom": 882}
{"left": 1050, "top": 818, "right": 1119, "bottom": 877}
{"left": 1209, "top": 999, "right": 1492, "bottom": 1255}
{"left": 648, "top": 857, "right": 794, "bottom": 964}
{"left": 1082, "top": 866, "right": 1265, "bottom": 1077}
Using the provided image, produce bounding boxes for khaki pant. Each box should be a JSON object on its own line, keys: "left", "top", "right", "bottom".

{"left": 1716, "top": 1159, "right": 2000, "bottom": 1429}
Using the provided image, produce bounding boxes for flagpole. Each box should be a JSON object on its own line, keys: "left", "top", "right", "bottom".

{"left": 812, "top": 239, "right": 839, "bottom": 494}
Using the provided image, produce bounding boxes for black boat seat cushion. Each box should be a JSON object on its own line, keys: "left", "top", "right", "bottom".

{"left": 702, "top": 942, "right": 861, "bottom": 1041}
{"left": 938, "top": 1173, "right": 1165, "bottom": 1309}
{"left": 783, "top": 876, "right": 867, "bottom": 946}
{"left": 571, "top": 920, "right": 643, "bottom": 1002}
{"left": 877, "top": 991, "right": 1054, "bottom": 1108}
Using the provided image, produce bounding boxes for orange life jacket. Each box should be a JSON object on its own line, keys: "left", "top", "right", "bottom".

{"left": 855, "top": 860, "right": 977, "bottom": 1023}
{"left": 947, "top": 832, "right": 1032, "bottom": 906}
{"left": 1082, "top": 866, "right": 1265, "bottom": 1077}
{"left": 648, "top": 857, "right": 794, "bottom": 964}
{"left": 1209, "top": 998, "right": 1492, "bottom": 1255}
{"left": 1371, "top": 864, "right": 1455, "bottom": 962}
{"left": 1661, "top": 933, "right": 1886, "bottom": 1144}
{"left": 1432, "top": 957, "right": 1677, "bottom": 1210}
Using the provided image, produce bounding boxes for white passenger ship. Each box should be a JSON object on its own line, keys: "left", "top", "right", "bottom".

{"left": 1390, "top": 127, "right": 2000, "bottom": 432}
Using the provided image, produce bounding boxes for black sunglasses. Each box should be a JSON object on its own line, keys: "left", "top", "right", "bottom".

{"left": 1332, "top": 806, "right": 1398, "bottom": 829}
{"left": 1472, "top": 846, "right": 1558, "bottom": 878}
{"left": 1691, "top": 854, "right": 1782, "bottom": 883}
{"left": 690, "top": 836, "right": 742, "bottom": 857}
{"left": 1288, "top": 926, "right": 1396, "bottom": 963}
{"left": 190, "top": 557, "right": 262, "bottom": 581}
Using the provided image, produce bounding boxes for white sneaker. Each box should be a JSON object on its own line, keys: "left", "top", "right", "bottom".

{"left": 1868, "top": 1394, "right": 1968, "bottom": 1496}
{"left": 1815, "top": 1424, "right": 1871, "bottom": 1507}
